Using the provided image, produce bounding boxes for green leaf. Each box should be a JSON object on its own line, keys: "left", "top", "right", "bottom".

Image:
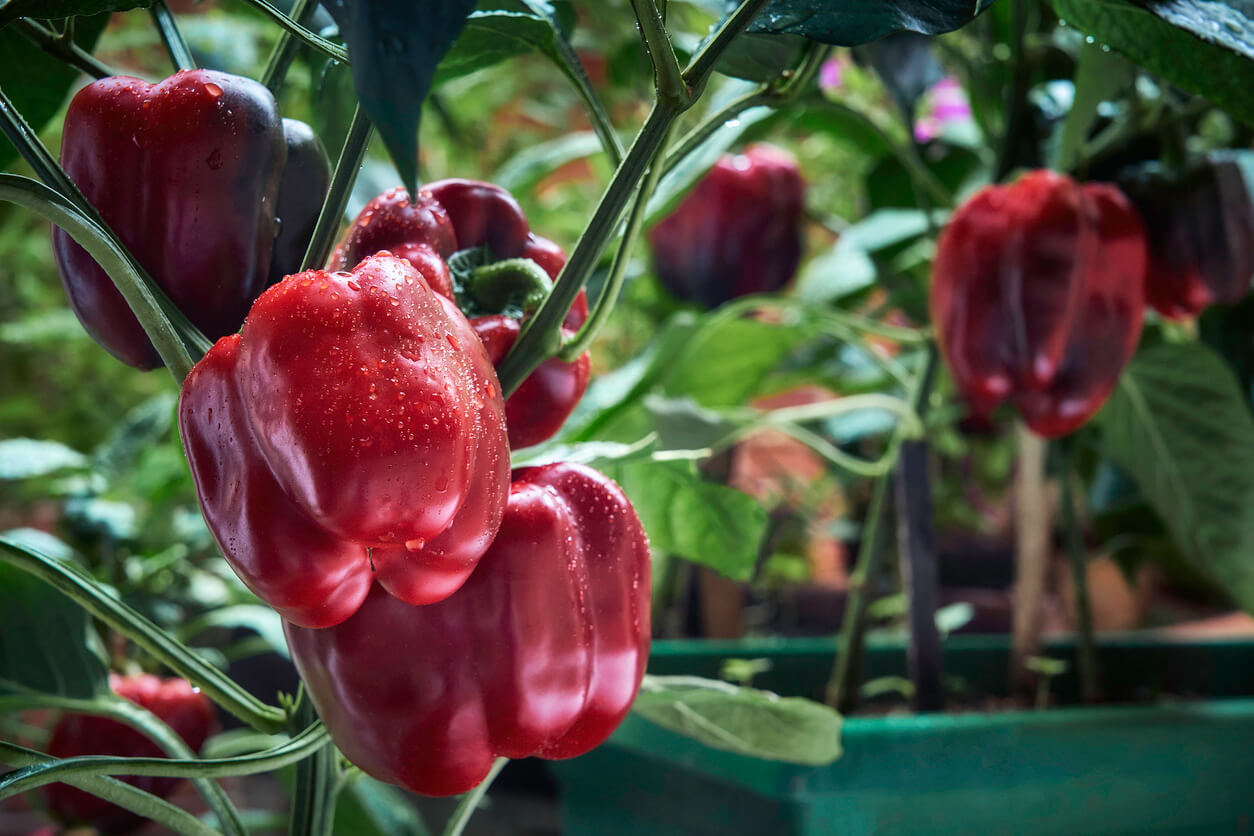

{"left": 715, "top": 32, "right": 807, "bottom": 82}
{"left": 494, "top": 131, "right": 604, "bottom": 194}
{"left": 334, "top": 773, "right": 431, "bottom": 836}
{"left": 93, "top": 393, "right": 176, "bottom": 480}
{"left": 323, "top": 0, "right": 477, "bottom": 196}
{"left": 596, "top": 460, "right": 766, "bottom": 581}
{"left": 633, "top": 675, "right": 842, "bottom": 765}
{"left": 0, "top": 554, "right": 108, "bottom": 698}
{"left": 0, "top": 438, "right": 88, "bottom": 480}
{"left": 0, "top": 0, "right": 146, "bottom": 24}
{"left": 1098, "top": 342, "right": 1254, "bottom": 611}
{"left": 747, "top": 0, "right": 996, "bottom": 45}
{"left": 1051, "top": 0, "right": 1254, "bottom": 126}
{"left": 795, "top": 209, "right": 943, "bottom": 304}
{"left": 0, "top": 13, "right": 109, "bottom": 172}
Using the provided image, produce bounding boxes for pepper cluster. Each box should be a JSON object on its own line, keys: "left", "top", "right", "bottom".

{"left": 51, "top": 69, "right": 652, "bottom": 800}
{"left": 931, "top": 162, "right": 1254, "bottom": 437}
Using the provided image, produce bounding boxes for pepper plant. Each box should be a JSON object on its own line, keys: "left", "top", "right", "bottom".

{"left": 3, "top": 0, "right": 1254, "bottom": 834}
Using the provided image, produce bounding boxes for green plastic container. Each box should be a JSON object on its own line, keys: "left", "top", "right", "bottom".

{"left": 550, "top": 635, "right": 1254, "bottom": 835}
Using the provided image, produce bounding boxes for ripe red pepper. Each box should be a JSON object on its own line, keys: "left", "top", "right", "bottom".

{"left": 1117, "top": 154, "right": 1254, "bottom": 319}
{"left": 268, "top": 118, "right": 331, "bottom": 286}
{"left": 53, "top": 69, "right": 286, "bottom": 370}
{"left": 285, "top": 462, "right": 651, "bottom": 797}
{"left": 931, "top": 170, "right": 1147, "bottom": 437}
{"left": 649, "top": 143, "right": 806, "bottom": 308}
{"left": 331, "top": 179, "right": 590, "bottom": 448}
{"left": 42, "top": 673, "right": 217, "bottom": 835}
{"left": 179, "top": 253, "right": 510, "bottom": 628}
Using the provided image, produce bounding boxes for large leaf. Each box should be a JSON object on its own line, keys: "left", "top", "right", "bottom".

{"left": 0, "top": 0, "right": 145, "bottom": 24}
{"left": 595, "top": 459, "right": 767, "bottom": 581}
{"left": 1051, "top": 0, "right": 1254, "bottom": 126}
{"left": 0, "top": 537, "right": 108, "bottom": 698}
{"left": 746, "top": 0, "right": 996, "bottom": 45}
{"left": 0, "top": 12, "right": 109, "bottom": 171}
{"left": 322, "top": 0, "right": 476, "bottom": 196}
{"left": 333, "top": 773, "right": 430, "bottom": 836}
{"left": 633, "top": 675, "right": 842, "bottom": 765}
{"left": 1098, "top": 342, "right": 1254, "bottom": 610}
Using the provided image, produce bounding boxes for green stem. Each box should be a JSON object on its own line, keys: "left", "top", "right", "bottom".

{"left": 825, "top": 345, "right": 938, "bottom": 712}
{"left": 0, "top": 743, "right": 219, "bottom": 836}
{"left": 630, "top": 0, "right": 688, "bottom": 104}
{"left": 519, "top": 0, "right": 623, "bottom": 166}
{"left": 149, "top": 0, "right": 196, "bottom": 72}
{"left": 238, "top": 0, "right": 349, "bottom": 65}
{"left": 0, "top": 723, "right": 328, "bottom": 800}
{"left": 1059, "top": 445, "right": 1100, "bottom": 703}
{"left": 0, "top": 175, "right": 195, "bottom": 378}
{"left": 442, "top": 758, "right": 508, "bottom": 836}
{"left": 0, "top": 536, "right": 286, "bottom": 733}
{"left": 301, "top": 105, "right": 373, "bottom": 271}
{"left": 288, "top": 702, "right": 339, "bottom": 836}
{"left": 682, "top": 0, "right": 771, "bottom": 97}
{"left": 993, "top": 0, "right": 1028, "bottom": 181}
{"left": 498, "top": 102, "right": 677, "bottom": 394}
{"left": 561, "top": 123, "right": 672, "bottom": 360}
{"left": 662, "top": 87, "right": 769, "bottom": 173}
{"left": 13, "top": 18, "right": 114, "bottom": 79}
{"left": 496, "top": 0, "right": 771, "bottom": 395}
{"left": 261, "top": 0, "right": 317, "bottom": 95}
{"left": 0, "top": 694, "right": 246, "bottom": 836}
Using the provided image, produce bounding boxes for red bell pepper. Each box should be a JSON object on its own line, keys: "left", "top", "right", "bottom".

{"left": 931, "top": 170, "right": 1147, "bottom": 437}
{"left": 331, "top": 179, "right": 590, "bottom": 448}
{"left": 1117, "top": 154, "right": 1254, "bottom": 319}
{"left": 43, "top": 673, "right": 217, "bottom": 835}
{"left": 284, "top": 462, "right": 651, "bottom": 797}
{"left": 178, "top": 253, "right": 510, "bottom": 628}
{"left": 649, "top": 143, "right": 806, "bottom": 308}
{"left": 268, "top": 118, "right": 331, "bottom": 286}
{"left": 53, "top": 69, "right": 286, "bottom": 370}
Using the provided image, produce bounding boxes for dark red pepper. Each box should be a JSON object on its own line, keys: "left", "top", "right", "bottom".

{"left": 53, "top": 69, "right": 286, "bottom": 370}
{"left": 331, "top": 179, "right": 590, "bottom": 448}
{"left": 1117, "top": 154, "right": 1254, "bottom": 319}
{"left": 649, "top": 143, "right": 806, "bottom": 309}
{"left": 268, "top": 118, "right": 331, "bottom": 286}
{"left": 179, "top": 253, "right": 510, "bottom": 628}
{"left": 285, "top": 462, "right": 651, "bottom": 797}
{"left": 42, "top": 673, "right": 217, "bottom": 835}
{"left": 930, "top": 170, "right": 1147, "bottom": 437}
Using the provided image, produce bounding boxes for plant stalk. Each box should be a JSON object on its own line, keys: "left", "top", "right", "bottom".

{"left": 300, "top": 105, "right": 373, "bottom": 272}
{"left": 149, "top": 0, "right": 196, "bottom": 72}
{"left": 261, "top": 0, "right": 318, "bottom": 94}
{"left": 1059, "top": 445, "right": 1100, "bottom": 703}
{"left": 1011, "top": 425, "right": 1051, "bottom": 703}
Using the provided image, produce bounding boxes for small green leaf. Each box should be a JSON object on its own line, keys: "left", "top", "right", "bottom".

{"left": 634, "top": 675, "right": 842, "bottom": 765}
{"left": 596, "top": 460, "right": 766, "bottom": 581}
{"left": 334, "top": 773, "right": 431, "bottom": 836}
{"left": 1052, "top": 0, "right": 1254, "bottom": 126}
{"left": 494, "top": 131, "right": 604, "bottom": 194}
{"left": 1098, "top": 342, "right": 1254, "bottom": 611}
{"left": 0, "top": 550, "right": 108, "bottom": 698}
{"left": 0, "top": 438, "right": 88, "bottom": 480}
{"left": 323, "top": 0, "right": 477, "bottom": 196}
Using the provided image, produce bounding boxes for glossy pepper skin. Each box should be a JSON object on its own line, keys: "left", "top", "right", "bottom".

{"left": 285, "top": 462, "right": 651, "bottom": 798}
{"left": 43, "top": 674, "right": 217, "bottom": 835}
{"left": 931, "top": 170, "right": 1147, "bottom": 437}
{"left": 332, "top": 179, "right": 590, "bottom": 448}
{"left": 649, "top": 143, "right": 805, "bottom": 309}
{"left": 53, "top": 69, "right": 286, "bottom": 370}
{"left": 179, "top": 253, "right": 510, "bottom": 628}
{"left": 267, "top": 119, "right": 331, "bottom": 286}
{"left": 1117, "top": 154, "right": 1254, "bottom": 319}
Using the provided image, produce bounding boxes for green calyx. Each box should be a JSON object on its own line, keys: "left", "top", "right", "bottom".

{"left": 446, "top": 245, "right": 552, "bottom": 320}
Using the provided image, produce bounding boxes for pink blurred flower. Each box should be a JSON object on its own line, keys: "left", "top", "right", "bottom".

{"left": 914, "top": 76, "right": 972, "bottom": 143}
{"left": 819, "top": 54, "right": 852, "bottom": 92}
